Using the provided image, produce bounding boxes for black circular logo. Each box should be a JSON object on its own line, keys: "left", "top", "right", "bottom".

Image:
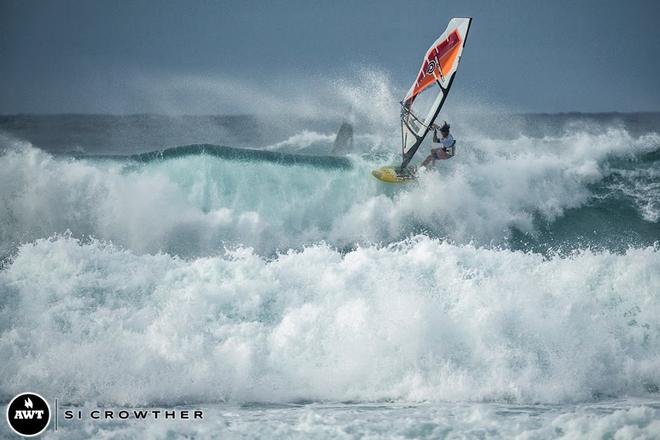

{"left": 426, "top": 60, "right": 436, "bottom": 74}
{"left": 5, "top": 393, "right": 50, "bottom": 437}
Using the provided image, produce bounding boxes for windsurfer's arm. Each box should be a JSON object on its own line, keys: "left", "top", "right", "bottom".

{"left": 432, "top": 129, "right": 439, "bottom": 143}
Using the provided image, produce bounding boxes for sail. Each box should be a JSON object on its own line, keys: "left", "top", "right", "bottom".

{"left": 400, "top": 17, "right": 472, "bottom": 168}
{"left": 332, "top": 122, "right": 354, "bottom": 154}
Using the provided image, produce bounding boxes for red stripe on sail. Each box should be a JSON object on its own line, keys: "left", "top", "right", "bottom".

{"left": 405, "top": 29, "right": 462, "bottom": 102}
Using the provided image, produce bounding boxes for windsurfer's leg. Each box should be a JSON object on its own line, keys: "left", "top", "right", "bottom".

{"left": 421, "top": 154, "right": 433, "bottom": 168}
{"left": 431, "top": 148, "right": 441, "bottom": 166}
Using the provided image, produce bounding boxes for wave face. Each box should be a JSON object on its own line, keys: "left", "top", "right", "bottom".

{"left": 0, "top": 113, "right": 659, "bottom": 406}
{"left": 1, "top": 123, "right": 658, "bottom": 257}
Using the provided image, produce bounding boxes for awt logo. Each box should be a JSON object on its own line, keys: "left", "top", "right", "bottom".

{"left": 5, "top": 393, "right": 51, "bottom": 437}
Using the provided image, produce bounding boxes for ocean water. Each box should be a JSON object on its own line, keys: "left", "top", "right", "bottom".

{"left": 1, "top": 112, "right": 659, "bottom": 438}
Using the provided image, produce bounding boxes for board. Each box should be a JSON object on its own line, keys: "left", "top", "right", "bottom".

{"left": 371, "top": 166, "right": 416, "bottom": 183}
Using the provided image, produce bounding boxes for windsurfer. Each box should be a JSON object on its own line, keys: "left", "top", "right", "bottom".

{"left": 421, "top": 121, "right": 454, "bottom": 168}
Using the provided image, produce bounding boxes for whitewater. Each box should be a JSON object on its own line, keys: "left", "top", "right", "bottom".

{"left": 1, "top": 110, "right": 659, "bottom": 438}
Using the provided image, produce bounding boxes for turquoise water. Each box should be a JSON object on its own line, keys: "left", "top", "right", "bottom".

{"left": 1, "top": 114, "right": 659, "bottom": 438}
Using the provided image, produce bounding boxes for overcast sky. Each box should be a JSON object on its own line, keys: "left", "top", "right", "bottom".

{"left": 2, "top": 0, "right": 659, "bottom": 114}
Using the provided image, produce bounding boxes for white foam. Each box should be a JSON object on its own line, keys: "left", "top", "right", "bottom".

{"left": 1, "top": 235, "right": 658, "bottom": 405}
{"left": 607, "top": 167, "right": 660, "bottom": 223}
{"left": 264, "top": 130, "right": 336, "bottom": 151}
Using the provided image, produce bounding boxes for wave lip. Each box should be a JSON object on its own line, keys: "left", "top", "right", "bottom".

{"left": 87, "top": 143, "right": 353, "bottom": 169}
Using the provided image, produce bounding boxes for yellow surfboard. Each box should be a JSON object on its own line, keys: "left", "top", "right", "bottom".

{"left": 371, "top": 166, "right": 416, "bottom": 183}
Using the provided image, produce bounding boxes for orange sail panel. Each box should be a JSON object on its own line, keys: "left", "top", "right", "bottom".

{"left": 405, "top": 30, "right": 462, "bottom": 103}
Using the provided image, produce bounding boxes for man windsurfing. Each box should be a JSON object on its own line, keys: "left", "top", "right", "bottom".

{"left": 371, "top": 17, "right": 471, "bottom": 183}
{"left": 421, "top": 121, "right": 455, "bottom": 168}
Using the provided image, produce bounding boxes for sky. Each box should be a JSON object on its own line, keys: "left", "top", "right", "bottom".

{"left": 1, "top": 0, "right": 659, "bottom": 114}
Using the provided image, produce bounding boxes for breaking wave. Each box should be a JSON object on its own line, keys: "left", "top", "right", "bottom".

{"left": 1, "top": 236, "right": 659, "bottom": 405}
{"left": 0, "top": 125, "right": 658, "bottom": 258}
{"left": 0, "top": 115, "right": 658, "bottom": 407}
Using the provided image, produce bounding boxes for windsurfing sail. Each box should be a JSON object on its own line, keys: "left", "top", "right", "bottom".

{"left": 400, "top": 17, "right": 472, "bottom": 169}
{"left": 332, "top": 121, "right": 354, "bottom": 154}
